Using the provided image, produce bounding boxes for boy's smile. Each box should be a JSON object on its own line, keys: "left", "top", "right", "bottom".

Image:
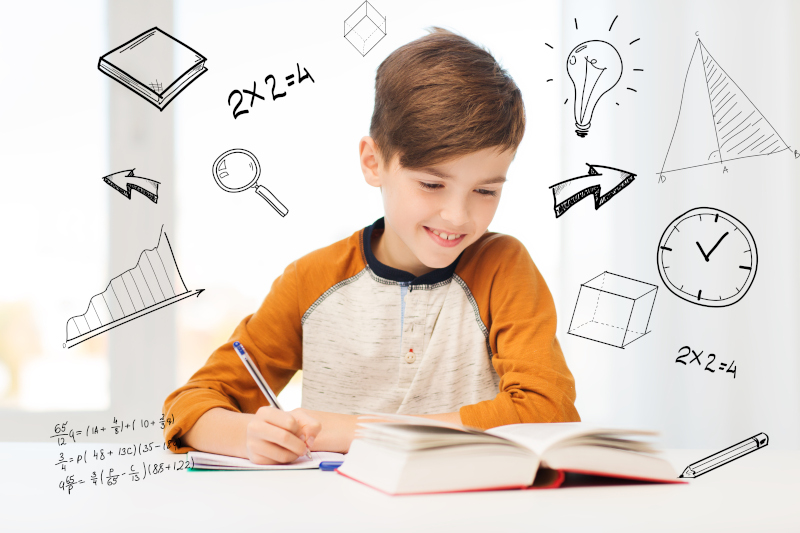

{"left": 360, "top": 138, "right": 515, "bottom": 277}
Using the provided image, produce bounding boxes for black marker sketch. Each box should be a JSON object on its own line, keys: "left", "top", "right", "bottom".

{"left": 675, "top": 345, "right": 737, "bottom": 378}
{"left": 52, "top": 415, "right": 176, "bottom": 448}
{"left": 659, "top": 39, "right": 790, "bottom": 179}
{"left": 98, "top": 27, "right": 207, "bottom": 111}
{"left": 549, "top": 164, "right": 635, "bottom": 218}
{"left": 212, "top": 149, "right": 288, "bottom": 217}
{"left": 567, "top": 41, "right": 623, "bottom": 137}
{"left": 680, "top": 433, "right": 768, "bottom": 478}
{"left": 344, "top": 1, "right": 386, "bottom": 56}
{"left": 567, "top": 272, "right": 657, "bottom": 349}
{"left": 64, "top": 227, "right": 203, "bottom": 348}
{"left": 657, "top": 208, "right": 757, "bottom": 308}
{"left": 228, "top": 63, "right": 314, "bottom": 120}
{"left": 59, "top": 456, "right": 192, "bottom": 494}
{"left": 546, "top": 17, "right": 642, "bottom": 137}
{"left": 102, "top": 170, "right": 159, "bottom": 203}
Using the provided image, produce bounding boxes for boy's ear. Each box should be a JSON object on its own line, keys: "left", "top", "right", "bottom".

{"left": 359, "top": 136, "right": 383, "bottom": 188}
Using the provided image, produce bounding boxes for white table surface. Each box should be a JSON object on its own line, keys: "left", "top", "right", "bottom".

{"left": 2, "top": 443, "right": 798, "bottom": 532}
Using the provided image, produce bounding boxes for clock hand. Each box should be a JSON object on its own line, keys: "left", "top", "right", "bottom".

{"left": 696, "top": 241, "right": 709, "bottom": 262}
{"left": 705, "top": 232, "right": 730, "bottom": 260}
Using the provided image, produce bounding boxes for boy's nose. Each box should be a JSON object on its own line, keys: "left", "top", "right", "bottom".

{"left": 440, "top": 197, "right": 470, "bottom": 227}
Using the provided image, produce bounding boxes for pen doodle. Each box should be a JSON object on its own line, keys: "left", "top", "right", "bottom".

{"left": 659, "top": 37, "right": 791, "bottom": 181}
{"left": 549, "top": 164, "right": 635, "bottom": 218}
{"left": 51, "top": 415, "right": 186, "bottom": 494}
{"left": 344, "top": 1, "right": 387, "bottom": 57}
{"left": 59, "top": 459, "right": 193, "bottom": 495}
{"left": 675, "top": 345, "right": 737, "bottom": 378}
{"left": 545, "top": 16, "right": 642, "bottom": 137}
{"left": 102, "top": 169, "right": 159, "bottom": 203}
{"left": 51, "top": 415, "right": 176, "bottom": 446}
{"left": 64, "top": 227, "right": 203, "bottom": 348}
{"left": 212, "top": 149, "right": 289, "bottom": 217}
{"left": 657, "top": 208, "right": 757, "bottom": 307}
{"left": 567, "top": 272, "right": 657, "bottom": 349}
{"left": 228, "top": 63, "right": 314, "bottom": 120}
{"left": 98, "top": 27, "right": 207, "bottom": 111}
{"left": 680, "top": 433, "right": 768, "bottom": 478}
{"left": 55, "top": 441, "right": 183, "bottom": 472}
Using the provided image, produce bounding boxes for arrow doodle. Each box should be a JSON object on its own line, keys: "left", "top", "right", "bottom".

{"left": 102, "top": 169, "right": 160, "bottom": 203}
{"left": 549, "top": 164, "right": 636, "bottom": 218}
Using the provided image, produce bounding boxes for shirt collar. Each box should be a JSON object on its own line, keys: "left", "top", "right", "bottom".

{"left": 363, "top": 218, "right": 462, "bottom": 287}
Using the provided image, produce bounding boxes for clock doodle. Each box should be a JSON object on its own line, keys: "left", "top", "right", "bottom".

{"left": 657, "top": 207, "right": 757, "bottom": 307}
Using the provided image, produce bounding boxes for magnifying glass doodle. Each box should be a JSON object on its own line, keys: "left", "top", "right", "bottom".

{"left": 212, "top": 148, "right": 288, "bottom": 217}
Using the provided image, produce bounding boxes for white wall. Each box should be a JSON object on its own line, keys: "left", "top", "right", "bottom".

{"left": 1, "top": 0, "right": 797, "bottom": 449}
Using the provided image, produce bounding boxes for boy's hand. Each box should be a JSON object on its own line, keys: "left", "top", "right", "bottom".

{"left": 245, "top": 406, "right": 321, "bottom": 465}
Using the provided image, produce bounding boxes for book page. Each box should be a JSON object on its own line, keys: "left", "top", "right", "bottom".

{"left": 486, "top": 423, "right": 657, "bottom": 456}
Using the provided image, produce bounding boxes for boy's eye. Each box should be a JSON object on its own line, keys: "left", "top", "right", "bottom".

{"left": 418, "top": 182, "right": 498, "bottom": 197}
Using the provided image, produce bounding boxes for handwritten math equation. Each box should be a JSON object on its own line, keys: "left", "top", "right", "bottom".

{"left": 55, "top": 440, "right": 183, "bottom": 471}
{"left": 228, "top": 62, "right": 315, "bottom": 120}
{"left": 50, "top": 414, "right": 175, "bottom": 445}
{"left": 48, "top": 413, "right": 188, "bottom": 495}
{"left": 58, "top": 458, "right": 193, "bottom": 495}
{"left": 675, "top": 345, "right": 737, "bottom": 378}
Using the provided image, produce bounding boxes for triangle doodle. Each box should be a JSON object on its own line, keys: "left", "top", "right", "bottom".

{"left": 660, "top": 39, "right": 789, "bottom": 175}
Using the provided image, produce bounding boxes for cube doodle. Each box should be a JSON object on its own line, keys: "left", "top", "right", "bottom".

{"left": 568, "top": 271, "right": 657, "bottom": 349}
{"left": 344, "top": 1, "right": 387, "bottom": 57}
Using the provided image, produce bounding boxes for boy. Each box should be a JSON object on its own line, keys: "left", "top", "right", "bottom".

{"left": 163, "top": 28, "right": 579, "bottom": 464}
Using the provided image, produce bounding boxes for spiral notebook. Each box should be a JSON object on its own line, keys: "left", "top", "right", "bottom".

{"left": 186, "top": 450, "right": 345, "bottom": 471}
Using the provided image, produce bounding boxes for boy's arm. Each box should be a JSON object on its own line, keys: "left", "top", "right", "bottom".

{"left": 162, "top": 260, "right": 304, "bottom": 454}
{"left": 456, "top": 235, "right": 580, "bottom": 430}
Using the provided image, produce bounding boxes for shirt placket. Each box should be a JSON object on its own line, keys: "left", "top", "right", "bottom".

{"left": 398, "top": 285, "right": 425, "bottom": 389}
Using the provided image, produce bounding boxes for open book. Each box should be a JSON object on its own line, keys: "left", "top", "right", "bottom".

{"left": 337, "top": 414, "right": 682, "bottom": 495}
{"left": 187, "top": 450, "right": 344, "bottom": 471}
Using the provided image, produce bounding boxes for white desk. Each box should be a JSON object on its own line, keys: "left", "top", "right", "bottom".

{"left": 2, "top": 443, "right": 798, "bottom": 532}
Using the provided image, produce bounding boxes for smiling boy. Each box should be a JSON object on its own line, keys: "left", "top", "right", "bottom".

{"left": 163, "top": 28, "right": 579, "bottom": 464}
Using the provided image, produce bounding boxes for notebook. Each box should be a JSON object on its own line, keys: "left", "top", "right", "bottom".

{"left": 187, "top": 450, "right": 345, "bottom": 471}
{"left": 98, "top": 27, "right": 207, "bottom": 111}
{"left": 336, "top": 414, "right": 682, "bottom": 495}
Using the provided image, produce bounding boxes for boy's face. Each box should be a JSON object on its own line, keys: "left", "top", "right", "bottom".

{"left": 360, "top": 138, "right": 513, "bottom": 277}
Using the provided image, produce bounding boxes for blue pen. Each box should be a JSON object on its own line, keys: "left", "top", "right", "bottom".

{"left": 319, "top": 461, "right": 344, "bottom": 471}
{"left": 233, "top": 341, "right": 312, "bottom": 460}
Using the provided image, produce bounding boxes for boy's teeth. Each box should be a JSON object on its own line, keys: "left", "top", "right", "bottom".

{"left": 431, "top": 228, "right": 461, "bottom": 240}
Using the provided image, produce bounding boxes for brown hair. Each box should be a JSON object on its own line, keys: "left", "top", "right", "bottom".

{"left": 370, "top": 27, "right": 525, "bottom": 170}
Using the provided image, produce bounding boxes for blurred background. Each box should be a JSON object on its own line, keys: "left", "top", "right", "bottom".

{"left": 0, "top": 0, "right": 798, "bottom": 449}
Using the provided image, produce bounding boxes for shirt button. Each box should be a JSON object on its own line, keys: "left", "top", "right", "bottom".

{"left": 404, "top": 349, "right": 416, "bottom": 364}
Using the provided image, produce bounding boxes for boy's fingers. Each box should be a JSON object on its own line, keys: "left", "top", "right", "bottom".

{"left": 291, "top": 410, "right": 323, "bottom": 441}
{"left": 247, "top": 440, "right": 300, "bottom": 465}
{"left": 255, "top": 406, "right": 300, "bottom": 434}
{"left": 250, "top": 416, "right": 308, "bottom": 457}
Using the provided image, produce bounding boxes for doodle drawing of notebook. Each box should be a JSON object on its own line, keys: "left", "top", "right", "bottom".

{"left": 98, "top": 27, "right": 207, "bottom": 111}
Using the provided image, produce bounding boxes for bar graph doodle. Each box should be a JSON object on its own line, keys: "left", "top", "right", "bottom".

{"left": 659, "top": 38, "right": 790, "bottom": 180}
{"left": 64, "top": 227, "right": 203, "bottom": 348}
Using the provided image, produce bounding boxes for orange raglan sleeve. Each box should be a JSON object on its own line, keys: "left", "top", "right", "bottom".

{"left": 458, "top": 234, "right": 580, "bottom": 429}
{"left": 162, "top": 260, "right": 304, "bottom": 453}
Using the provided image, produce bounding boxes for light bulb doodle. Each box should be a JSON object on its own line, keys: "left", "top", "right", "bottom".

{"left": 567, "top": 40, "right": 622, "bottom": 138}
